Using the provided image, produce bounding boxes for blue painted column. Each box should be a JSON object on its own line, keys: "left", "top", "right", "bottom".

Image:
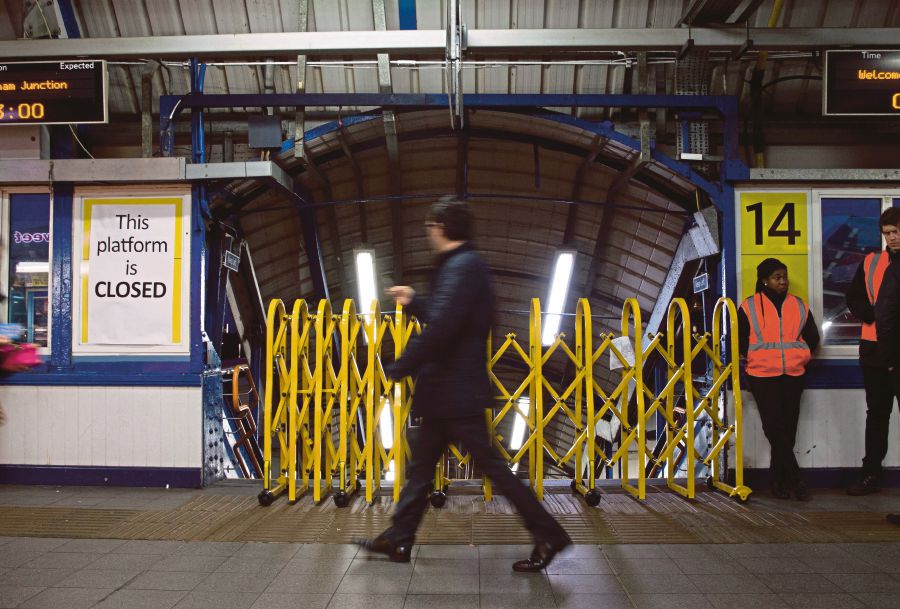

{"left": 49, "top": 184, "right": 74, "bottom": 371}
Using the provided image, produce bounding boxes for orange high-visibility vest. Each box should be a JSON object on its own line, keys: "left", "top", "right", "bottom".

{"left": 860, "top": 251, "right": 890, "bottom": 342}
{"left": 742, "top": 292, "right": 811, "bottom": 377}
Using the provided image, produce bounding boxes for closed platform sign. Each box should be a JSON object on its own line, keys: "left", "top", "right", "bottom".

{"left": 737, "top": 191, "right": 810, "bottom": 302}
{"left": 74, "top": 194, "right": 190, "bottom": 352}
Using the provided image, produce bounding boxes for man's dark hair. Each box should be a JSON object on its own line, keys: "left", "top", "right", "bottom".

{"left": 880, "top": 207, "right": 900, "bottom": 230}
{"left": 428, "top": 196, "right": 473, "bottom": 241}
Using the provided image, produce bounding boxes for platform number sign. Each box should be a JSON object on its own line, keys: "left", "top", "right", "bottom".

{"left": 738, "top": 192, "right": 809, "bottom": 302}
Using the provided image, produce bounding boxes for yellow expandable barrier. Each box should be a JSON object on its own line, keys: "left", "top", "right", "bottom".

{"left": 260, "top": 295, "right": 751, "bottom": 507}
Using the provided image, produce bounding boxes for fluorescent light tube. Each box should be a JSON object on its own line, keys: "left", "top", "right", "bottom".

{"left": 355, "top": 250, "right": 377, "bottom": 343}
{"left": 542, "top": 250, "right": 576, "bottom": 346}
{"left": 15, "top": 261, "right": 49, "bottom": 274}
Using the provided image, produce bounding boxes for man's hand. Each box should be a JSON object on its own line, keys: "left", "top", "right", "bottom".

{"left": 386, "top": 286, "right": 415, "bottom": 307}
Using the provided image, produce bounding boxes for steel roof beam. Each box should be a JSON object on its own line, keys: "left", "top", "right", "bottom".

{"left": 2, "top": 28, "right": 898, "bottom": 58}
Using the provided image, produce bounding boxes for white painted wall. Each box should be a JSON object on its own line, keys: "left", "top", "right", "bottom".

{"left": 0, "top": 385, "right": 202, "bottom": 468}
{"left": 737, "top": 388, "right": 900, "bottom": 470}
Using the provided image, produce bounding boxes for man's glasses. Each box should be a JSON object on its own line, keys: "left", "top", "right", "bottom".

{"left": 424, "top": 221, "right": 441, "bottom": 230}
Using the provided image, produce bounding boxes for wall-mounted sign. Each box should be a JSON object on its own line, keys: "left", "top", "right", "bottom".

{"left": 0, "top": 60, "right": 108, "bottom": 125}
{"left": 73, "top": 193, "right": 191, "bottom": 353}
{"left": 737, "top": 191, "right": 810, "bottom": 302}
{"left": 824, "top": 50, "right": 900, "bottom": 116}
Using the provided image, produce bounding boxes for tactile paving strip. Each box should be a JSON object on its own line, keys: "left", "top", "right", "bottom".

{"left": 0, "top": 489, "right": 897, "bottom": 544}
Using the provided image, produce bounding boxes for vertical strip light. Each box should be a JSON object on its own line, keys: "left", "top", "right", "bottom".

{"left": 355, "top": 250, "right": 377, "bottom": 343}
{"left": 510, "top": 397, "right": 530, "bottom": 472}
{"left": 542, "top": 250, "right": 576, "bottom": 346}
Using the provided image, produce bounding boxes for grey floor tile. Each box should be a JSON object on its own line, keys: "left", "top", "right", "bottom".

{"left": 416, "top": 545, "right": 478, "bottom": 559}
{"left": 778, "top": 593, "right": 866, "bottom": 609}
{"left": 687, "top": 573, "right": 770, "bottom": 594}
{"left": 660, "top": 544, "right": 730, "bottom": 560}
{"left": 264, "top": 572, "right": 343, "bottom": 595}
{"left": 233, "top": 542, "right": 302, "bottom": 560}
{"left": 554, "top": 546, "right": 604, "bottom": 559}
{"left": 783, "top": 544, "right": 852, "bottom": 559}
{"left": 479, "top": 545, "right": 535, "bottom": 559}
{"left": 479, "top": 592, "right": 558, "bottom": 609}
{"left": 87, "top": 554, "right": 164, "bottom": 571}
{"left": 545, "top": 557, "right": 611, "bottom": 575}
{"left": 294, "top": 544, "right": 360, "bottom": 560}
{"left": 618, "top": 572, "right": 701, "bottom": 594}
{"left": 547, "top": 574, "right": 625, "bottom": 596}
{"left": 22, "top": 552, "right": 104, "bottom": 570}
{"left": 113, "top": 541, "right": 185, "bottom": 556}
{"left": 679, "top": 558, "right": 749, "bottom": 575}
{"left": 326, "top": 594, "right": 406, "bottom": 609}
{"left": 853, "top": 592, "right": 900, "bottom": 608}
{"left": 196, "top": 571, "right": 277, "bottom": 594}
{"left": 602, "top": 544, "right": 663, "bottom": 559}
{"left": 150, "top": 555, "right": 228, "bottom": 573}
{"left": 763, "top": 573, "right": 843, "bottom": 594}
{"left": 172, "top": 591, "right": 260, "bottom": 609}
{"left": 403, "top": 593, "right": 480, "bottom": 609}
{"left": 0, "top": 551, "right": 44, "bottom": 569}
{"left": 347, "top": 559, "right": 415, "bottom": 577}
{"left": 407, "top": 572, "right": 479, "bottom": 595}
{"left": 705, "top": 593, "right": 790, "bottom": 609}
{"left": 798, "top": 557, "right": 883, "bottom": 574}
{"left": 0, "top": 568, "right": 77, "bottom": 587}
{"left": 608, "top": 557, "right": 683, "bottom": 575}
{"left": 216, "top": 556, "right": 288, "bottom": 575}
{"left": 279, "top": 557, "right": 352, "bottom": 575}
{"left": 54, "top": 568, "right": 140, "bottom": 589}
{"left": 413, "top": 558, "right": 478, "bottom": 575}
{"left": 739, "top": 557, "right": 813, "bottom": 574}
{"left": 479, "top": 572, "right": 552, "bottom": 595}
{"left": 3, "top": 537, "right": 71, "bottom": 554}
{"left": 55, "top": 539, "right": 127, "bottom": 554}
{"left": 630, "top": 593, "right": 713, "bottom": 609}
{"left": 171, "top": 542, "right": 245, "bottom": 558}
{"left": 553, "top": 593, "right": 632, "bottom": 609}
{"left": 823, "top": 573, "right": 900, "bottom": 593}
{"left": 720, "top": 544, "right": 797, "bottom": 559}
{"left": 126, "top": 571, "right": 208, "bottom": 591}
{"left": 0, "top": 584, "right": 45, "bottom": 608}
{"left": 17, "top": 586, "right": 112, "bottom": 609}
{"left": 249, "top": 593, "right": 331, "bottom": 609}
{"left": 479, "top": 558, "right": 521, "bottom": 574}
{"left": 92, "top": 589, "right": 187, "bottom": 609}
{"left": 336, "top": 572, "right": 412, "bottom": 595}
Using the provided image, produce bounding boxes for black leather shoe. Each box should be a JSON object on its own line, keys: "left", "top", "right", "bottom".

{"left": 353, "top": 536, "right": 412, "bottom": 563}
{"left": 512, "top": 534, "right": 571, "bottom": 573}
{"left": 847, "top": 475, "right": 880, "bottom": 496}
{"left": 887, "top": 514, "right": 900, "bottom": 526}
{"left": 793, "top": 480, "right": 811, "bottom": 501}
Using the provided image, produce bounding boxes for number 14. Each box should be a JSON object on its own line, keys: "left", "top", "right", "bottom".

{"left": 745, "top": 202, "right": 801, "bottom": 245}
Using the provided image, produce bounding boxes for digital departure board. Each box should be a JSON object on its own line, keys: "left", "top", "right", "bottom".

{"left": 824, "top": 50, "right": 900, "bottom": 116}
{"left": 0, "top": 60, "right": 107, "bottom": 125}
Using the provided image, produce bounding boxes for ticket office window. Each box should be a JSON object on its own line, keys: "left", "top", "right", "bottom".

{"left": 1, "top": 191, "right": 52, "bottom": 351}
{"left": 812, "top": 191, "right": 899, "bottom": 357}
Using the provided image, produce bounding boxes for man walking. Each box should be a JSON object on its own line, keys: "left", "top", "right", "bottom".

{"left": 847, "top": 207, "right": 900, "bottom": 496}
{"left": 355, "top": 197, "right": 571, "bottom": 571}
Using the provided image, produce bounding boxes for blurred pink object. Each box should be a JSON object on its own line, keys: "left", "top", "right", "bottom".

{"left": 0, "top": 343, "right": 41, "bottom": 372}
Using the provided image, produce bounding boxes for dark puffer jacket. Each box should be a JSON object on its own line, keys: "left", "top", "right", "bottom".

{"left": 386, "top": 242, "right": 494, "bottom": 419}
{"left": 875, "top": 259, "right": 900, "bottom": 369}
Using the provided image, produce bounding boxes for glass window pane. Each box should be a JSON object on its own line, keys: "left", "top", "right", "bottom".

{"left": 821, "top": 197, "right": 882, "bottom": 346}
{"left": 7, "top": 194, "right": 51, "bottom": 348}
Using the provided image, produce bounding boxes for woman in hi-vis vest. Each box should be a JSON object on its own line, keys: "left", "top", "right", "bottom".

{"left": 738, "top": 258, "right": 820, "bottom": 500}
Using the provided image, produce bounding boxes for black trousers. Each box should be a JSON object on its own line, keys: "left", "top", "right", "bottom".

{"left": 749, "top": 374, "right": 806, "bottom": 489}
{"left": 383, "top": 414, "right": 566, "bottom": 545}
{"left": 861, "top": 365, "right": 900, "bottom": 477}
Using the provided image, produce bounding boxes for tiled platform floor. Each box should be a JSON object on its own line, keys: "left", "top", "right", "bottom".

{"left": 0, "top": 483, "right": 898, "bottom": 608}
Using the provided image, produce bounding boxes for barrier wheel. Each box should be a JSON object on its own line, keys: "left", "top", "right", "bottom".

{"left": 585, "top": 489, "right": 602, "bottom": 507}
{"left": 430, "top": 491, "right": 447, "bottom": 508}
{"left": 570, "top": 480, "right": 577, "bottom": 493}
{"left": 333, "top": 491, "right": 350, "bottom": 508}
{"left": 706, "top": 476, "right": 716, "bottom": 491}
{"left": 257, "top": 490, "right": 274, "bottom": 507}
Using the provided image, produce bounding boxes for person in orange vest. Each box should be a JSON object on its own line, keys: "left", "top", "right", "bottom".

{"left": 847, "top": 207, "right": 900, "bottom": 496}
{"left": 738, "top": 258, "right": 820, "bottom": 500}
